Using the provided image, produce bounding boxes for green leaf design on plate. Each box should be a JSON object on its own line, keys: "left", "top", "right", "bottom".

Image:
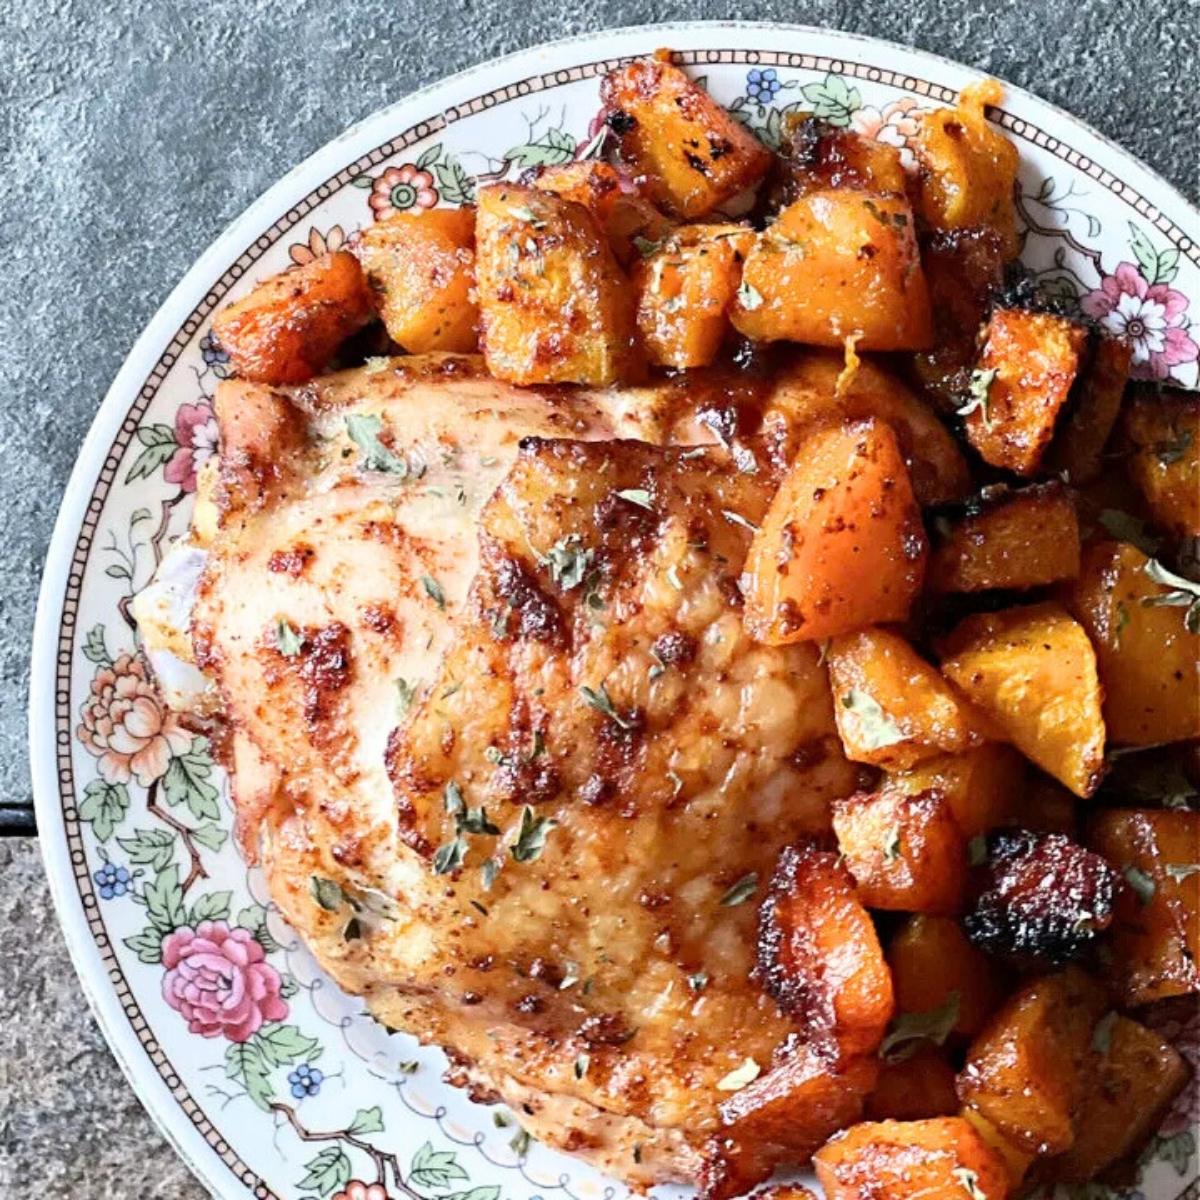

{"left": 124, "top": 423, "right": 178, "bottom": 484}
{"left": 191, "top": 822, "right": 228, "bottom": 852}
{"left": 410, "top": 1141, "right": 469, "bottom": 1188}
{"left": 433, "top": 156, "right": 476, "bottom": 206}
{"left": 254, "top": 1022, "right": 321, "bottom": 1069}
{"left": 347, "top": 1105, "right": 385, "bottom": 1136}
{"left": 225, "top": 1040, "right": 275, "bottom": 1111}
{"left": 82, "top": 623, "right": 111, "bottom": 665}
{"left": 79, "top": 779, "right": 130, "bottom": 842}
{"left": 143, "top": 864, "right": 186, "bottom": 934}
{"left": 161, "top": 737, "right": 221, "bottom": 821}
{"left": 799, "top": 73, "right": 861, "bottom": 126}
{"left": 117, "top": 827, "right": 176, "bottom": 872}
{"left": 297, "top": 1147, "right": 352, "bottom": 1197}
{"left": 189, "top": 889, "right": 232, "bottom": 924}
{"left": 504, "top": 127, "right": 576, "bottom": 168}
{"left": 122, "top": 927, "right": 164, "bottom": 964}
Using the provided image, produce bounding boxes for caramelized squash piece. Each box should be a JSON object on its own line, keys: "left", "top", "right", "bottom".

{"left": 758, "top": 845, "right": 894, "bottom": 1057}
{"left": 865, "top": 1047, "right": 960, "bottom": 1122}
{"left": 601, "top": 192, "right": 677, "bottom": 268}
{"left": 888, "top": 745, "right": 1026, "bottom": 839}
{"left": 914, "top": 81, "right": 1020, "bottom": 255}
{"left": 888, "top": 915, "right": 1008, "bottom": 1041}
{"left": 633, "top": 225, "right": 754, "bottom": 368}
{"left": 762, "top": 351, "right": 970, "bottom": 506}
{"left": 1086, "top": 808, "right": 1200, "bottom": 1005}
{"left": 770, "top": 114, "right": 908, "bottom": 202}
{"left": 1048, "top": 334, "right": 1133, "bottom": 484}
{"left": 814, "top": 1117, "right": 1010, "bottom": 1200}
{"left": 474, "top": 184, "right": 636, "bottom": 385}
{"left": 1122, "top": 390, "right": 1200, "bottom": 537}
{"left": 1046, "top": 1015, "right": 1189, "bottom": 1182}
{"left": 939, "top": 603, "right": 1106, "bottom": 798}
{"left": 832, "top": 788, "right": 968, "bottom": 914}
{"left": 212, "top": 251, "right": 375, "bottom": 385}
{"left": 704, "top": 1045, "right": 878, "bottom": 1200}
{"left": 964, "top": 830, "right": 1117, "bottom": 967}
{"left": 732, "top": 190, "right": 932, "bottom": 350}
{"left": 743, "top": 419, "right": 927, "bottom": 644}
{"left": 957, "top": 967, "right": 1108, "bottom": 1156}
{"left": 1069, "top": 540, "right": 1200, "bottom": 746}
{"left": 927, "top": 483, "right": 1081, "bottom": 594}
{"left": 357, "top": 208, "right": 478, "bottom": 353}
{"left": 829, "top": 628, "right": 992, "bottom": 768}
{"left": 960, "top": 1108, "right": 1034, "bottom": 1192}
{"left": 963, "top": 308, "right": 1088, "bottom": 475}
{"left": 600, "top": 53, "right": 772, "bottom": 218}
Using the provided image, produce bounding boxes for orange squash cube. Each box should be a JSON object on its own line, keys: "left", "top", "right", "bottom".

{"left": 1122, "top": 390, "right": 1200, "bottom": 538}
{"left": 865, "top": 1046, "right": 960, "bottom": 1122}
{"left": 887, "top": 745, "right": 1026, "bottom": 840}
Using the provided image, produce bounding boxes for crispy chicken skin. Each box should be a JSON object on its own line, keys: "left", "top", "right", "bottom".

{"left": 153, "top": 353, "right": 875, "bottom": 1192}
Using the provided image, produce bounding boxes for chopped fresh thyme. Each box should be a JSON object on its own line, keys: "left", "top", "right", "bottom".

{"left": 721, "top": 509, "right": 759, "bottom": 533}
{"left": 511, "top": 805, "right": 558, "bottom": 863}
{"left": 883, "top": 826, "right": 902, "bottom": 863}
{"left": 574, "top": 1053, "right": 590, "bottom": 1079}
{"left": 615, "top": 487, "right": 654, "bottom": 510}
{"left": 878, "top": 992, "right": 961, "bottom": 1062}
{"left": 967, "top": 835, "right": 989, "bottom": 867}
{"left": 579, "top": 683, "right": 633, "bottom": 730}
{"left": 1165, "top": 863, "right": 1200, "bottom": 882}
{"left": 345, "top": 413, "right": 410, "bottom": 475}
{"left": 276, "top": 619, "right": 302, "bottom": 657}
{"left": 957, "top": 368, "right": 997, "bottom": 421}
{"left": 737, "top": 280, "right": 763, "bottom": 311}
{"left": 309, "top": 875, "right": 345, "bottom": 912}
{"left": 432, "top": 836, "right": 468, "bottom": 875}
{"left": 840, "top": 689, "right": 906, "bottom": 750}
{"left": 1098, "top": 508, "right": 1161, "bottom": 555}
{"left": 507, "top": 205, "right": 546, "bottom": 229}
{"left": 545, "top": 534, "right": 594, "bottom": 591}
{"left": 421, "top": 574, "right": 446, "bottom": 610}
{"left": 1123, "top": 864, "right": 1156, "bottom": 905}
{"left": 720, "top": 872, "right": 758, "bottom": 907}
{"left": 395, "top": 677, "right": 417, "bottom": 715}
{"left": 1091, "top": 1010, "right": 1119, "bottom": 1055}
{"left": 687, "top": 970, "right": 709, "bottom": 992}
{"left": 716, "top": 1056, "right": 760, "bottom": 1091}
{"left": 952, "top": 1167, "right": 987, "bottom": 1200}
{"left": 1142, "top": 558, "right": 1200, "bottom": 633}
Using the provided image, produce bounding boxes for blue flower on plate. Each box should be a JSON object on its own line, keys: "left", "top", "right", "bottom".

{"left": 288, "top": 1063, "right": 323, "bottom": 1099}
{"left": 746, "top": 68, "right": 781, "bottom": 104}
{"left": 93, "top": 862, "right": 131, "bottom": 900}
{"left": 200, "top": 330, "right": 231, "bottom": 377}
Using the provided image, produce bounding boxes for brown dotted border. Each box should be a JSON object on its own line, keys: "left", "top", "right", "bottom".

{"left": 51, "top": 47, "right": 1198, "bottom": 1198}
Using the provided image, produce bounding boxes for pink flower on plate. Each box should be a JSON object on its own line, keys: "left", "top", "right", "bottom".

{"left": 368, "top": 164, "right": 438, "bottom": 219}
{"left": 1082, "top": 261, "right": 1199, "bottom": 381}
{"left": 289, "top": 224, "right": 353, "bottom": 266}
{"left": 161, "top": 920, "right": 288, "bottom": 1043}
{"left": 164, "top": 400, "right": 218, "bottom": 493}
{"left": 333, "top": 1184, "right": 390, "bottom": 1200}
{"left": 851, "top": 97, "right": 923, "bottom": 169}
{"left": 77, "top": 653, "right": 192, "bottom": 787}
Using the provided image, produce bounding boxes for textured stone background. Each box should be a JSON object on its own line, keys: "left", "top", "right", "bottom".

{"left": 0, "top": 1, "right": 1195, "bottom": 1196}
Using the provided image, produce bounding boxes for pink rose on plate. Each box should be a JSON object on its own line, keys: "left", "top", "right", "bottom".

{"left": 77, "top": 653, "right": 192, "bottom": 787}
{"left": 161, "top": 920, "right": 287, "bottom": 1043}
{"left": 1082, "top": 261, "right": 1199, "bottom": 381}
{"left": 334, "top": 1184, "right": 390, "bottom": 1200}
{"left": 164, "top": 400, "right": 219, "bottom": 493}
{"left": 851, "top": 97, "right": 922, "bottom": 170}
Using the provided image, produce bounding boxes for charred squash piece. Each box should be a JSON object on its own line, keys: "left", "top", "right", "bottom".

{"left": 743, "top": 418, "right": 927, "bottom": 644}
{"left": 1069, "top": 540, "right": 1200, "bottom": 747}
{"left": 964, "top": 830, "right": 1118, "bottom": 967}
{"left": 956, "top": 966, "right": 1108, "bottom": 1156}
{"left": 927, "top": 483, "right": 1081, "bottom": 594}
{"left": 832, "top": 789, "right": 969, "bottom": 914}
{"left": 865, "top": 1046, "right": 960, "bottom": 1122}
{"left": 600, "top": 53, "right": 772, "bottom": 218}
{"left": 758, "top": 844, "right": 894, "bottom": 1058}
{"left": 887, "top": 745, "right": 1026, "bottom": 840}
{"left": 828, "top": 628, "right": 992, "bottom": 769}
{"left": 702, "top": 1045, "right": 878, "bottom": 1200}
{"left": 814, "top": 1117, "right": 1011, "bottom": 1200}
{"left": 1086, "top": 808, "right": 1200, "bottom": 1005}
{"left": 962, "top": 308, "right": 1089, "bottom": 476}
{"left": 768, "top": 114, "right": 908, "bottom": 205}
{"left": 888, "top": 915, "right": 1009, "bottom": 1041}
{"left": 212, "top": 251, "right": 375, "bottom": 385}
{"left": 1122, "top": 389, "right": 1200, "bottom": 537}
{"left": 914, "top": 80, "right": 1021, "bottom": 256}
{"left": 357, "top": 208, "right": 478, "bottom": 353}
{"left": 633, "top": 225, "right": 755, "bottom": 368}
{"left": 1048, "top": 334, "right": 1133, "bottom": 484}
{"left": 474, "top": 184, "right": 637, "bottom": 385}
{"left": 1045, "top": 1015, "right": 1189, "bottom": 1182}
{"left": 938, "top": 603, "right": 1106, "bottom": 799}
{"left": 732, "top": 190, "right": 932, "bottom": 350}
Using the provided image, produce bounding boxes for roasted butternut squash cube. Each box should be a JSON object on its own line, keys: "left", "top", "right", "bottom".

{"left": 963, "top": 308, "right": 1088, "bottom": 475}
{"left": 732, "top": 190, "right": 932, "bottom": 350}
{"left": 758, "top": 845, "right": 894, "bottom": 1056}
{"left": 914, "top": 80, "right": 1020, "bottom": 256}
{"left": 356, "top": 208, "right": 478, "bottom": 353}
{"left": 939, "top": 603, "right": 1106, "bottom": 798}
{"left": 600, "top": 54, "right": 772, "bottom": 218}
{"left": 865, "top": 1046, "right": 960, "bottom": 1122}
{"left": 761, "top": 351, "right": 971, "bottom": 506}
{"left": 600, "top": 193, "right": 676, "bottom": 268}
{"left": 1048, "top": 335, "right": 1133, "bottom": 484}
{"left": 956, "top": 966, "right": 1108, "bottom": 1155}
{"left": 743, "top": 418, "right": 927, "bottom": 644}
{"left": 533, "top": 160, "right": 625, "bottom": 219}
{"left": 814, "top": 1117, "right": 1011, "bottom": 1200}
{"left": 705, "top": 1045, "right": 878, "bottom": 1200}
{"left": 829, "top": 629, "right": 992, "bottom": 769}
{"left": 1086, "top": 808, "right": 1200, "bottom": 1005}
{"left": 1069, "top": 540, "right": 1200, "bottom": 746}
{"left": 833, "top": 788, "right": 968, "bottom": 914}
{"left": 888, "top": 915, "right": 1008, "bottom": 1041}
{"left": 212, "top": 250, "right": 375, "bottom": 385}
{"left": 474, "top": 184, "right": 637, "bottom": 385}
{"left": 772, "top": 114, "right": 908, "bottom": 201}
{"left": 633, "top": 225, "right": 754, "bottom": 368}
{"left": 960, "top": 1108, "right": 1034, "bottom": 1191}
{"left": 1122, "top": 390, "right": 1200, "bottom": 537}
{"left": 927, "top": 483, "right": 1081, "bottom": 594}
{"left": 888, "top": 745, "right": 1026, "bottom": 839}
{"left": 1047, "top": 1015, "right": 1189, "bottom": 1181}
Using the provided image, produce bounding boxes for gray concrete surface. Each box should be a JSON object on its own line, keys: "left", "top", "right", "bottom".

{"left": 0, "top": 1, "right": 1195, "bottom": 1197}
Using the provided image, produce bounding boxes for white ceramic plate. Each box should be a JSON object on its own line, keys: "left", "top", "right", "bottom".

{"left": 31, "top": 22, "right": 1200, "bottom": 1200}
